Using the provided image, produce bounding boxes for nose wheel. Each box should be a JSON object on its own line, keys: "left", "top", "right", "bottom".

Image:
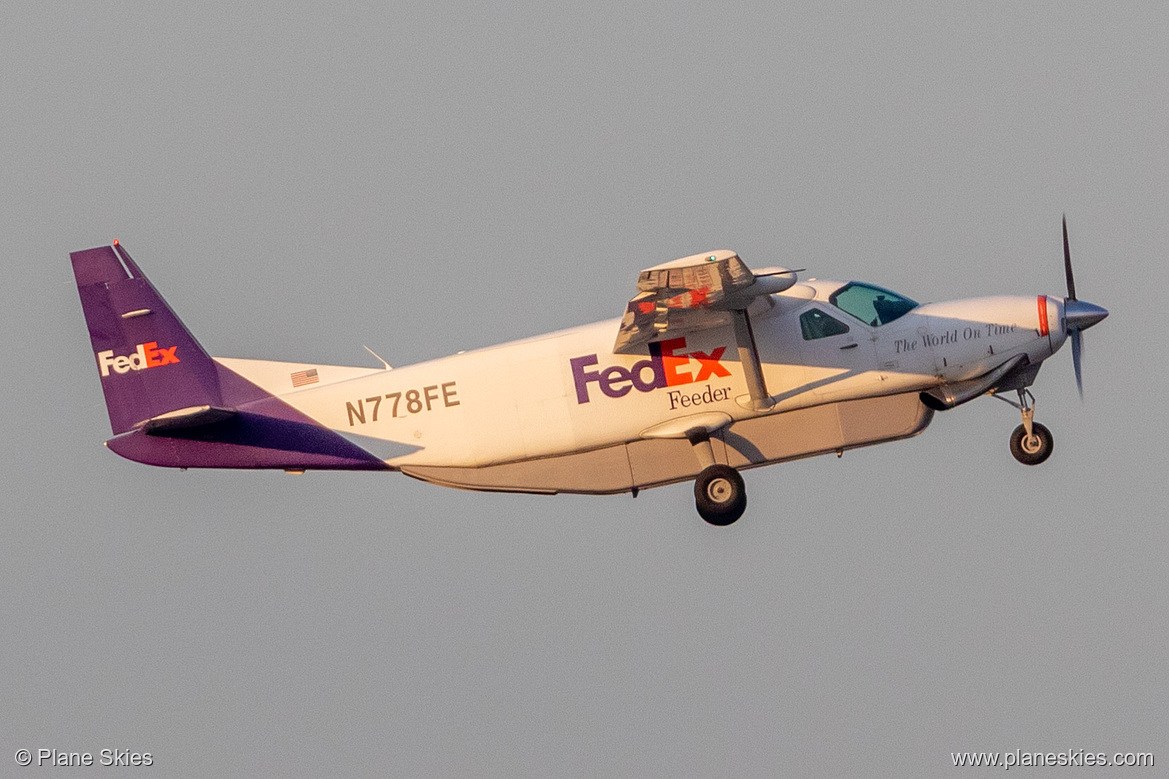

{"left": 995, "top": 388, "right": 1054, "bottom": 465}
{"left": 1010, "top": 422, "right": 1053, "bottom": 465}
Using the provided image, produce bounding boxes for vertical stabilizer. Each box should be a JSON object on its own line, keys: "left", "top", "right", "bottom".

{"left": 71, "top": 243, "right": 224, "bottom": 434}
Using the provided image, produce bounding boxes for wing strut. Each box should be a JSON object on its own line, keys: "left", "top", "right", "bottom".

{"left": 730, "top": 309, "right": 774, "bottom": 411}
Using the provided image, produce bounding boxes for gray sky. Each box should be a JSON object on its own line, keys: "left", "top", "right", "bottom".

{"left": 3, "top": 2, "right": 1167, "bottom": 776}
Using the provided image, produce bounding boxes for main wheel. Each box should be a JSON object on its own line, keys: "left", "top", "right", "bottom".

{"left": 694, "top": 464, "right": 747, "bottom": 526}
{"left": 1009, "top": 422, "right": 1053, "bottom": 465}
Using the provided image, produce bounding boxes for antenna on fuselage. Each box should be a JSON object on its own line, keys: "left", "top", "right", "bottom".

{"left": 363, "top": 344, "right": 392, "bottom": 370}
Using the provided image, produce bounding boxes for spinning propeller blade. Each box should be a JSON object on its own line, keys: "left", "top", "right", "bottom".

{"left": 1070, "top": 329, "right": 1083, "bottom": 399}
{"left": 1059, "top": 216, "right": 1107, "bottom": 399}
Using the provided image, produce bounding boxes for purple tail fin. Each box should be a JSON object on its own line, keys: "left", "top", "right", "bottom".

{"left": 71, "top": 242, "right": 224, "bottom": 434}
{"left": 71, "top": 243, "right": 390, "bottom": 471}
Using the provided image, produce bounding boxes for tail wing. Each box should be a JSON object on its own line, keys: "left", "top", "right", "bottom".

{"left": 71, "top": 242, "right": 389, "bottom": 471}
{"left": 71, "top": 242, "right": 225, "bottom": 434}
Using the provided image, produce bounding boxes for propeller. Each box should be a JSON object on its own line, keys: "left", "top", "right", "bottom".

{"left": 1060, "top": 216, "right": 1109, "bottom": 398}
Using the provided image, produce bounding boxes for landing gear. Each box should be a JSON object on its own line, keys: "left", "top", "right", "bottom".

{"left": 1010, "top": 422, "right": 1053, "bottom": 465}
{"left": 694, "top": 464, "right": 747, "bottom": 526}
{"left": 681, "top": 304, "right": 764, "bottom": 526}
{"left": 995, "top": 388, "right": 1054, "bottom": 465}
{"left": 684, "top": 428, "right": 747, "bottom": 526}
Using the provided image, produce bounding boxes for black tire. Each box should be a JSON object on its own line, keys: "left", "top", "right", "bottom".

{"left": 694, "top": 464, "right": 747, "bottom": 526}
{"left": 1010, "top": 422, "right": 1053, "bottom": 465}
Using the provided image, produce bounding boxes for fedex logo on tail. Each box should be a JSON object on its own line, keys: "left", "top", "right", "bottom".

{"left": 97, "top": 342, "right": 180, "bottom": 377}
{"left": 570, "top": 337, "right": 730, "bottom": 404}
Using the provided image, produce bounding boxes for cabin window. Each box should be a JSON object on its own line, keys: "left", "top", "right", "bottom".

{"left": 829, "top": 282, "right": 918, "bottom": 326}
{"left": 800, "top": 308, "right": 851, "bottom": 340}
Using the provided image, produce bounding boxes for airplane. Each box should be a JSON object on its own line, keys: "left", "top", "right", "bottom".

{"left": 70, "top": 220, "right": 1107, "bottom": 525}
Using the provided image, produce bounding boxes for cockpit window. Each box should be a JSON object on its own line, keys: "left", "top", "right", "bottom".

{"left": 829, "top": 282, "right": 918, "bottom": 326}
{"left": 800, "top": 308, "right": 850, "bottom": 340}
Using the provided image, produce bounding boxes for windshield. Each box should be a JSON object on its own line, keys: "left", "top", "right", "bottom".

{"left": 829, "top": 282, "right": 918, "bottom": 326}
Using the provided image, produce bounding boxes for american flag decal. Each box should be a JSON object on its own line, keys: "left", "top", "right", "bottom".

{"left": 290, "top": 368, "right": 319, "bottom": 388}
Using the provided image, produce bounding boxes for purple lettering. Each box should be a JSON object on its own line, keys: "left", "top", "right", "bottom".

{"left": 630, "top": 357, "right": 664, "bottom": 392}
{"left": 600, "top": 365, "right": 633, "bottom": 397}
{"left": 570, "top": 355, "right": 601, "bottom": 404}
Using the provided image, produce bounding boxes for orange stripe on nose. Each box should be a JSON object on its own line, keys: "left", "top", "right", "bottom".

{"left": 1037, "top": 295, "right": 1049, "bottom": 337}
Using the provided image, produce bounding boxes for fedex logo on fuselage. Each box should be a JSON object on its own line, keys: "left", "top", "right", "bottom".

{"left": 570, "top": 337, "right": 730, "bottom": 404}
{"left": 97, "top": 342, "right": 180, "bottom": 377}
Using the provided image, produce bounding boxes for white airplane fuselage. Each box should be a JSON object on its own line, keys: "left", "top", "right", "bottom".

{"left": 218, "top": 281, "right": 1065, "bottom": 473}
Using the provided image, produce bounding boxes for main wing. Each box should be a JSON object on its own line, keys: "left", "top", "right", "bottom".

{"left": 613, "top": 250, "right": 798, "bottom": 353}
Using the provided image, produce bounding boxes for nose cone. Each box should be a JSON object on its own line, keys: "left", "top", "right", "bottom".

{"left": 1064, "top": 299, "right": 1108, "bottom": 332}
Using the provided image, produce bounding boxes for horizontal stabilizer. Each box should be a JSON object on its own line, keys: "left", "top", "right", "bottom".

{"left": 106, "top": 409, "right": 390, "bottom": 471}
{"left": 139, "top": 405, "right": 237, "bottom": 434}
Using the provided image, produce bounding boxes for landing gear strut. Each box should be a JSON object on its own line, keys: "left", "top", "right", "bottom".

{"left": 686, "top": 306, "right": 765, "bottom": 526}
{"left": 688, "top": 429, "right": 747, "bottom": 525}
{"left": 995, "top": 388, "right": 1054, "bottom": 465}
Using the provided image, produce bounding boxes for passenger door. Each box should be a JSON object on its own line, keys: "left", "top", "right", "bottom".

{"left": 796, "top": 305, "right": 877, "bottom": 402}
